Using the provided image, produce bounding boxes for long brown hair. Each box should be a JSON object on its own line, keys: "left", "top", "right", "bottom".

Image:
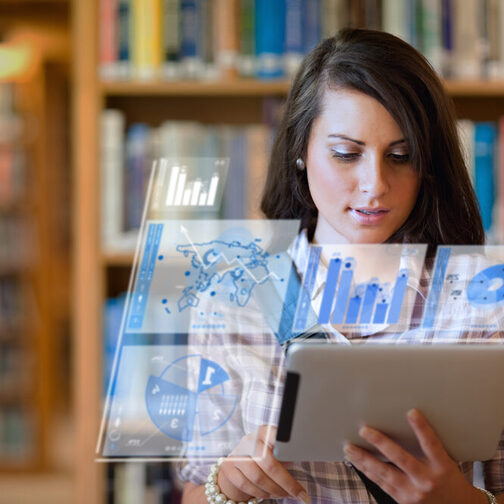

{"left": 261, "top": 28, "right": 484, "bottom": 245}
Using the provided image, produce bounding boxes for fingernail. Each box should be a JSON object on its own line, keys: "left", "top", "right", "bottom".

{"left": 407, "top": 408, "right": 419, "bottom": 421}
{"left": 344, "top": 443, "right": 357, "bottom": 456}
{"left": 297, "top": 489, "right": 311, "bottom": 503}
{"left": 359, "top": 425, "right": 373, "bottom": 438}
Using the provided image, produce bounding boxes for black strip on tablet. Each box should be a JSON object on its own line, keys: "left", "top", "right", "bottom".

{"left": 276, "top": 371, "right": 300, "bottom": 442}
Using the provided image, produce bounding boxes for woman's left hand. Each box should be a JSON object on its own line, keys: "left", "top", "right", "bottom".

{"left": 343, "top": 408, "right": 487, "bottom": 504}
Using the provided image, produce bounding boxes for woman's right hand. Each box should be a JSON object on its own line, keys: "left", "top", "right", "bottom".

{"left": 216, "top": 425, "right": 310, "bottom": 503}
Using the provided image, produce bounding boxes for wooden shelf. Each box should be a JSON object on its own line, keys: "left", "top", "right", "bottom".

{"left": 100, "top": 78, "right": 504, "bottom": 98}
{"left": 100, "top": 78, "right": 292, "bottom": 97}
{"left": 102, "top": 251, "right": 134, "bottom": 267}
{"left": 444, "top": 80, "right": 504, "bottom": 97}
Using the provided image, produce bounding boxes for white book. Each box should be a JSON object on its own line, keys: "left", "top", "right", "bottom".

{"left": 453, "top": 0, "right": 480, "bottom": 79}
{"left": 101, "top": 109, "right": 125, "bottom": 247}
{"left": 457, "top": 119, "right": 475, "bottom": 187}
{"left": 382, "top": 0, "right": 408, "bottom": 42}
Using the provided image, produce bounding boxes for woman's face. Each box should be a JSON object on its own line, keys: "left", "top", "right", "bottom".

{"left": 306, "top": 88, "right": 421, "bottom": 244}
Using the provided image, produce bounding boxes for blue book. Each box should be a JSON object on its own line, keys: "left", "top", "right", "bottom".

{"left": 103, "top": 294, "right": 127, "bottom": 395}
{"left": 255, "top": 0, "right": 286, "bottom": 79}
{"left": 180, "top": 0, "right": 203, "bottom": 76}
{"left": 125, "top": 123, "right": 150, "bottom": 230}
{"left": 284, "top": 0, "right": 304, "bottom": 76}
{"left": 303, "top": 0, "right": 321, "bottom": 53}
{"left": 117, "top": 0, "right": 132, "bottom": 77}
{"left": 441, "top": 0, "right": 453, "bottom": 76}
{"left": 474, "top": 122, "right": 496, "bottom": 232}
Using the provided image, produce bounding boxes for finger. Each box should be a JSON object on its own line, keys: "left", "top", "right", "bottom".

{"left": 253, "top": 438, "right": 309, "bottom": 500}
{"left": 219, "top": 460, "right": 271, "bottom": 500}
{"left": 358, "top": 425, "right": 428, "bottom": 483}
{"left": 407, "top": 409, "right": 450, "bottom": 466}
{"left": 233, "top": 459, "right": 290, "bottom": 498}
{"left": 343, "top": 444, "right": 407, "bottom": 501}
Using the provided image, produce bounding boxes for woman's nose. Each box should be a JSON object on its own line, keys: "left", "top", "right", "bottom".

{"left": 358, "top": 156, "right": 390, "bottom": 197}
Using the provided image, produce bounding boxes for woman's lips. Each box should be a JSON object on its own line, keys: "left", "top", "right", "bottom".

{"left": 349, "top": 207, "right": 391, "bottom": 225}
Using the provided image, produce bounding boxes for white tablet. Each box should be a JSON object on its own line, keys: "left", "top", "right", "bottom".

{"left": 274, "top": 343, "right": 504, "bottom": 462}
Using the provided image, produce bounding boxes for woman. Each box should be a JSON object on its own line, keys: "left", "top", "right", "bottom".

{"left": 180, "top": 29, "right": 503, "bottom": 503}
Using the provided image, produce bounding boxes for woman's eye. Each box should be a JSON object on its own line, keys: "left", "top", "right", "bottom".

{"left": 331, "top": 151, "right": 360, "bottom": 161}
{"left": 389, "top": 153, "right": 410, "bottom": 163}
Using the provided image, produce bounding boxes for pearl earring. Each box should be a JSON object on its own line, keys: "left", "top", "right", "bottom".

{"left": 296, "top": 158, "right": 305, "bottom": 170}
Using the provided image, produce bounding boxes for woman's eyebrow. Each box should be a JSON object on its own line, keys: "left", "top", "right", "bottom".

{"left": 328, "top": 134, "right": 406, "bottom": 147}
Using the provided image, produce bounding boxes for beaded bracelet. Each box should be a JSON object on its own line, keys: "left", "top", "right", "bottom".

{"left": 204, "top": 457, "right": 264, "bottom": 504}
{"left": 476, "top": 487, "right": 498, "bottom": 504}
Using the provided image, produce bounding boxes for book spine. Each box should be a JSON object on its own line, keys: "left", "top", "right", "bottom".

{"left": 420, "top": 0, "right": 442, "bottom": 73}
{"left": 117, "top": 0, "right": 132, "bottom": 78}
{"left": 133, "top": 0, "right": 162, "bottom": 79}
{"left": 201, "top": 0, "right": 218, "bottom": 79}
{"left": 99, "top": 0, "right": 118, "bottom": 79}
{"left": 453, "top": 0, "right": 479, "bottom": 78}
{"left": 180, "top": 0, "right": 204, "bottom": 78}
{"left": 382, "top": 0, "right": 408, "bottom": 41}
{"left": 214, "top": 0, "right": 239, "bottom": 79}
{"left": 238, "top": 0, "right": 256, "bottom": 77}
{"left": 457, "top": 119, "right": 475, "bottom": 186}
{"left": 440, "top": 0, "right": 453, "bottom": 77}
{"left": 255, "top": 0, "right": 286, "bottom": 79}
{"left": 162, "top": 0, "right": 181, "bottom": 79}
{"left": 365, "top": 0, "right": 382, "bottom": 30}
{"left": 101, "top": 109, "right": 125, "bottom": 245}
{"left": 125, "top": 124, "right": 151, "bottom": 230}
{"left": 474, "top": 122, "right": 496, "bottom": 232}
{"left": 304, "top": 0, "right": 322, "bottom": 52}
{"left": 486, "top": 0, "right": 500, "bottom": 79}
{"left": 284, "top": 0, "right": 304, "bottom": 77}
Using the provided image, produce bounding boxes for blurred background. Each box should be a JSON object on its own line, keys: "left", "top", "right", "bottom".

{"left": 0, "top": 0, "right": 503, "bottom": 503}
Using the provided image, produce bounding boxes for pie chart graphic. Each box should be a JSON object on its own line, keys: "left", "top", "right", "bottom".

{"left": 467, "top": 264, "right": 504, "bottom": 306}
{"left": 145, "top": 354, "right": 238, "bottom": 442}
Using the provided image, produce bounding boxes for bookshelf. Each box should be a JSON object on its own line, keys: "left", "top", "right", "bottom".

{"left": 73, "top": 1, "right": 504, "bottom": 503}
{"left": 0, "top": 0, "right": 70, "bottom": 477}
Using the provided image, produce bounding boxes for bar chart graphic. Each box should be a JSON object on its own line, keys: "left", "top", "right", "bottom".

{"left": 293, "top": 244, "right": 427, "bottom": 334}
{"left": 150, "top": 157, "right": 228, "bottom": 212}
{"left": 422, "top": 245, "right": 504, "bottom": 332}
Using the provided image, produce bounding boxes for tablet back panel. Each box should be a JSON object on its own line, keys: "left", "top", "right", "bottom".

{"left": 274, "top": 344, "right": 504, "bottom": 462}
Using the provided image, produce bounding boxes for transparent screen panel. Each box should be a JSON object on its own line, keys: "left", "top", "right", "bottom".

{"left": 291, "top": 244, "right": 428, "bottom": 335}
{"left": 422, "top": 245, "right": 504, "bottom": 333}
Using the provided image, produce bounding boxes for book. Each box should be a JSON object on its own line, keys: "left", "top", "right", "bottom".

{"left": 322, "top": 0, "right": 351, "bottom": 39}
{"left": 180, "top": 0, "right": 204, "bottom": 78}
{"left": 161, "top": 0, "right": 181, "bottom": 79}
{"left": 117, "top": 0, "right": 133, "bottom": 78}
{"left": 214, "top": 0, "right": 239, "bottom": 79}
{"left": 453, "top": 0, "right": 479, "bottom": 78}
{"left": 99, "top": 0, "right": 118, "bottom": 79}
{"left": 101, "top": 109, "right": 125, "bottom": 246}
{"left": 420, "top": 0, "right": 442, "bottom": 73}
{"left": 382, "top": 0, "right": 408, "bottom": 42}
{"left": 237, "top": 0, "right": 255, "bottom": 77}
{"left": 132, "top": 0, "right": 162, "bottom": 79}
{"left": 125, "top": 123, "right": 152, "bottom": 230}
{"left": 474, "top": 122, "right": 496, "bottom": 232}
{"left": 284, "top": 0, "right": 304, "bottom": 77}
{"left": 255, "top": 0, "right": 286, "bottom": 79}
{"left": 303, "top": 0, "right": 322, "bottom": 53}
{"left": 457, "top": 119, "right": 475, "bottom": 186}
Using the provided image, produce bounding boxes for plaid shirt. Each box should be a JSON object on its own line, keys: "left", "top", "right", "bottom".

{"left": 177, "top": 231, "right": 504, "bottom": 503}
